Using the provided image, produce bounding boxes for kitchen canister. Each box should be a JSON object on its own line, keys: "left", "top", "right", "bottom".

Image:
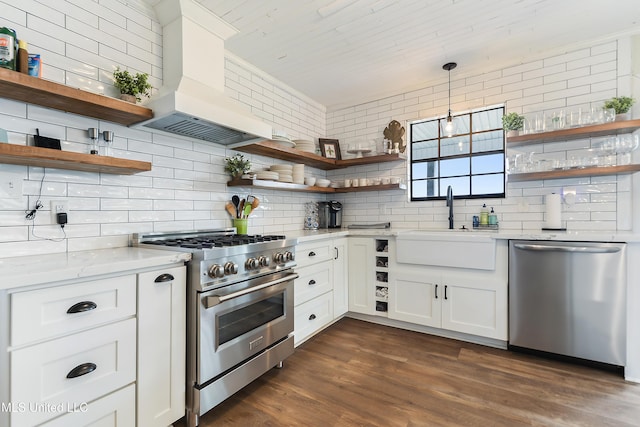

{"left": 304, "top": 202, "right": 319, "bottom": 230}
{"left": 543, "top": 193, "right": 562, "bottom": 230}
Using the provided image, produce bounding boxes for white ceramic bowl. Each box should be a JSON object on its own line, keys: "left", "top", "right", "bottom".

{"left": 316, "top": 178, "right": 331, "bottom": 187}
{"left": 304, "top": 177, "right": 317, "bottom": 186}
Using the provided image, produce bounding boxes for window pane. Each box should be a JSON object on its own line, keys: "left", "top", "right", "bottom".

{"left": 412, "top": 161, "right": 438, "bottom": 179}
{"left": 441, "top": 157, "right": 470, "bottom": 177}
{"left": 440, "top": 115, "right": 470, "bottom": 136}
{"left": 412, "top": 179, "right": 438, "bottom": 198}
{"left": 412, "top": 121, "right": 439, "bottom": 141}
{"left": 472, "top": 108, "right": 502, "bottom": 132}
{"left": 412, "top": 140, "right": 438, "bottom": 160}
{"left": 472, "top": 130, "right": 504, "bottom": 153}
{"left": 472, "top": 153, "right": 504, "bottom": 174}
{"left": 440, "top": 177, "right": 470, "bottom": 196}
{"left": 472, "top": 174, "right": 504, "bottom": 195}
{"left": 441, "top": 135, "right": 469, "bottom": 156}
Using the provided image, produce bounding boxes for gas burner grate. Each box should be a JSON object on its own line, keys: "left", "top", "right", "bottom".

{"left": 141, "top": 234, "right": 286, "bottom": 249}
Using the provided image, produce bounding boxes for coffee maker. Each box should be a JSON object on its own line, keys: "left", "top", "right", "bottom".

{"left": 318, "top": 201, "right": 342, "bottom": 228}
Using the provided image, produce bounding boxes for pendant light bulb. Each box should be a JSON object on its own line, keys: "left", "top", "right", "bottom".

{"left": 442, "top": 62, "right": 457, "bottom": 137}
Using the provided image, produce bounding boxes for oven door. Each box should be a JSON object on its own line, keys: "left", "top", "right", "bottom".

{"left": 197, "top": 270, "right": 296, "bottom": 384}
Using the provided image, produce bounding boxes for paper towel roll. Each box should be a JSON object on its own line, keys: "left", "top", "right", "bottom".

{"left": 544, "top": 193, "right": 562, "bottom": 229}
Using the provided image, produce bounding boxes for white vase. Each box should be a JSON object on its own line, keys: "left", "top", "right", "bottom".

{"left": 506, "top": 130, "right": 520, "bottom": 138}
{"left": 615, "top": 112, "right": 631, "bottom": 121}
{"left": 119, "top": 93, "right": 137, "bottom": 103}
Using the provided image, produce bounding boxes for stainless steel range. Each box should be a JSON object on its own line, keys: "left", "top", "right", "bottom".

{"left": 133, "top": 229, "right": 297, "bottom": 427}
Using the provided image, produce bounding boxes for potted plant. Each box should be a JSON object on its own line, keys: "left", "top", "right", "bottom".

{"left": 502, "top": 112, "right": 525, "bottom": 137}
{"left": 224, "top": 154, "right": 251, "bottom": 179}
{"left": 112, "top": 67, "right": 152, "bottom": 103}
{"left": 603, "top": 96, "right": 635, "bottom": 121}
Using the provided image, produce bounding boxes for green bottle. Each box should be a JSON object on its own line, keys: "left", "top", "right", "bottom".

{"left": 0, "top": 27, "right": 17, "bottom": 70}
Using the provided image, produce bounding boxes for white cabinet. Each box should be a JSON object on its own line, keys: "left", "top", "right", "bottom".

{"left": 7, "top": 275, "right": 138, "bottom": 427}
{"left": 294, "top": 239, "right": 334, "bottom": 346}
{"left": 390, "top": 239, "right": 508, "bottom": 340}
{"left": 333, "top": 238, "right": 348, "bottom": 317}
{"left": 137, "top": 266, "right": 186, "bottom": 427}
{"left": 2, "top": 253, "right": 187, "bottom": 427}
{"left": 347, "top": 237, "right": 391, "bottom": 316}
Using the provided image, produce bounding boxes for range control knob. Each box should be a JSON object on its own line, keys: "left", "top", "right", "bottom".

{"left": 258, "top": 256, "right": 271, "bottom": 267}
{"left": 208, "top": 264, "right": 225, "bottom": 278}
{"left": 284, "top": 251, "right": 295, "bottom": 262}
{"left": 274, "top": 252, "right": 285, "bottom": 264}
{"left": 245, "top": 258, "right": 260, "bottom": 270}
{"left": 224, "top": 262, "right": 238, "bottom": 275}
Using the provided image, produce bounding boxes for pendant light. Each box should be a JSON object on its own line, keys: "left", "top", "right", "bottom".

{"left": 442, "top": 62, "right": 457, "bottom": 137}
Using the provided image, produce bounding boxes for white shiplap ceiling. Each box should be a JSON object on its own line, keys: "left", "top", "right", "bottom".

{"left": 150, "top": 0, "right": 640, "bottom": 109}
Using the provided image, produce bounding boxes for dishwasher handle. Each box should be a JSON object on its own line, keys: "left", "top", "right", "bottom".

{"left": 513, "top": 243, "right": 621, "bottom": 254}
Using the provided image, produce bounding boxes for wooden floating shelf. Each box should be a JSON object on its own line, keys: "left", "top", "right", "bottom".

{"left": 227, "top": 177, "right": 406, "bottom": 193}
{"left": 232, "top": 140, "right": 406, "bottom": 170}
{"left": 0, "top": 144, "right": 152, "bottom": 175}
{"left": 507, "top": 119, "right": 640, "bottom": 146}
{"left": 507, "top": 164, "right": 640, "bottom": 182}
{"left": 0, "top": 68, "right": 153, "bottom": 126}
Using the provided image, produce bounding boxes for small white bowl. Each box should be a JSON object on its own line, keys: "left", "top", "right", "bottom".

{"left": 304, "top": 177, "right": 317, "bottom": 186}
{"left": 316, "top": 178, "right": 331, "bottom": 187}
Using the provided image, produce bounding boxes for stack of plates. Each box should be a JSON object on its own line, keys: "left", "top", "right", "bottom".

{"left": 256, "top": 171, "right": 279, "bottom": 181}
{"left": 270, "top": 164, "right": 293, "bottom": 183}
{"left": 293, "top": 140, "right": 316, "bottom": 154}
{"left": 292, "top": 164, "right": 304, "bottom": 184}
{"left": 272, "top": 131, "right": 295, "bottom": 148}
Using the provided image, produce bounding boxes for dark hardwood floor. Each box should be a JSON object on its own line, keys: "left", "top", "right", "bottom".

{"left": 176, "top": 318, "right": 640, "bottom": 426}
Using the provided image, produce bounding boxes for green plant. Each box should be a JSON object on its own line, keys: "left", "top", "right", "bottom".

{"left": 603, "top": 96, "right": 635, "bottom": 114}
{"left": 112, "top": 67, "right": 152, "bottom": 102}
{"left": 502, "top": 112, "right": 525, "bottom": 131}
{"left": 224, "top": 154, "right": 251, "bottom": 177}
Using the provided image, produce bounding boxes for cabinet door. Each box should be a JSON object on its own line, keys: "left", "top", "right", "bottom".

{"left": 39, "top": 384, "right": 135, "bottom": 427}
{"left": 294, "top": 291, "right": 333, "bottom": 346}
{"left": 333, "top": 238, "right": 348, "bottom": 317}
{"left": 389, "top": 270, "right": 441, "bottom": 327}
{"left": 347, "top": 238, "right": 376, "bottom": 315}
{"left": 440, "top": 275, "right": 507, "bottom": 340}
{"left": 137, "top": 266, "right": 186, "bottom": 427}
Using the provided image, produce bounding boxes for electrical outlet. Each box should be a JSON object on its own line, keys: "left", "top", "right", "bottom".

{"left": 50, "top": 200, "right": 69, "bottom": 223}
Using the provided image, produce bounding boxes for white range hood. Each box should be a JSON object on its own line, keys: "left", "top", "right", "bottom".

{"left": 138, "top": 0, "right": 272, "bottom": 145}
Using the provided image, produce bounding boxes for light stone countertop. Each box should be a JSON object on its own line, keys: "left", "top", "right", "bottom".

{"left": 291, "top": 227, "right": 640, "bottom": 243}
{"left": 0, "top": 247, "right": 191, "bottom": 290}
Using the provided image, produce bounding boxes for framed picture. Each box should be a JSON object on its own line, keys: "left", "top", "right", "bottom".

{"left": 319, "top": 138, "right": 341, "bottom": 160}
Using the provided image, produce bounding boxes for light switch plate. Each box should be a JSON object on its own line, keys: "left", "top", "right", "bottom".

{"left": 0, "top": 164, "right": 24, "bottom": 199}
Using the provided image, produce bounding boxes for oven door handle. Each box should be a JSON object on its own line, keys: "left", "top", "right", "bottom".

{"left": 204, "top": 273, "right": 299, "bottom": 308}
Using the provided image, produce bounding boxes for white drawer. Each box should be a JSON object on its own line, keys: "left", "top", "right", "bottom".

{"left": 294, "top": 292, "right": 333, "bottom": 346}
{"left": 10, "top": 318, "right": 136, "bottom": 427}
{"left": 296, "top": 240, "right": 333, "bottom": 268}
{"left": 11, "top": 275, "right": 136, "bottom": 346}
{"left": 294, "top": 261, "right": 332, "bottom": 306}
{"left": 39, "top": 384, "right": 135, "bottom": 427}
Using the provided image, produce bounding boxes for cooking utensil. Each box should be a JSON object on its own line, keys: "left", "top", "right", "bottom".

{"left": 231, "top": 195, "right": 240, "bottom": 218}
{"left": 243, "top": 204, "right": 252, "bottom": 218}
{"left": 239, "top": 199, "right": 245, "bottom": 218}
{"left": 250, "top": 197, "right": 260, "bottom": 210}
{"left": 225, "top": 202, "right": 236, "bottom": 217}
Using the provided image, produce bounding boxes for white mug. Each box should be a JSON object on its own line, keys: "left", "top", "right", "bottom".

{"left": 344, "top": 179, "right": 352, "bottom": 187}
{"left": 381, "top": 177, "right": 390, "bottom": 185}
{"left": 359, "top": 178, "right": 368, "bottom": 187}
{"left": 351, "top": 179, "right": 358, "bottom": 187}
{"left": 390, "top": 177, "right": 400, "bottom": 184}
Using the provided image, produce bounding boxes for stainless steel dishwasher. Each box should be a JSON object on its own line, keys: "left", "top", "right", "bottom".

{"left": 509, "top": 240, "right": 626, "bottom": 366}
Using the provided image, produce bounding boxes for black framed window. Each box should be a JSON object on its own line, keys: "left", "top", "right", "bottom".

{"left": 409, "top": 105, "right": 506, "bottom": 201}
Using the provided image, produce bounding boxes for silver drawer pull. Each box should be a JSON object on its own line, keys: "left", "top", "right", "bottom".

{"left": 66, "top": 362, "right": 97, "bottom": 379}
{"left": 67, "top": 301, "right": 97, "bottom": 314}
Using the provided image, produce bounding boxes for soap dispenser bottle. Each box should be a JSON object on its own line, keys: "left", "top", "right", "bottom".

{"left": 489, "top": 207, "right": 498, "bottom": 226}
{"left": 480, "top": 203, "right": 489, "bottom": 225}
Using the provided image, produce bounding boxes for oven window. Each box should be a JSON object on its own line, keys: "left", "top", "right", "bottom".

{"left": 218, "top": 294, "right": 284, "bottom": 345}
